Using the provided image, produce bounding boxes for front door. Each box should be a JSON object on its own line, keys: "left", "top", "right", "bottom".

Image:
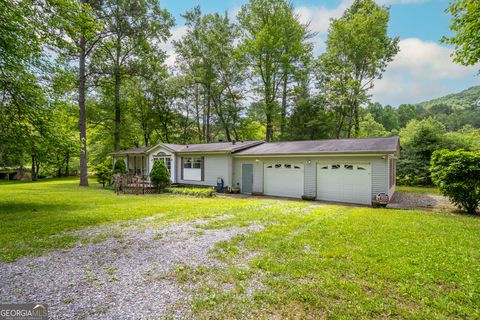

{"left": 242, "top": 164, "right": 253, "bottom": 193}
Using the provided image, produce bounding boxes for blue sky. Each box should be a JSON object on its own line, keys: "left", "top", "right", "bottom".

{"left": 161, "top": 0, "right": 479, "bottom": 106}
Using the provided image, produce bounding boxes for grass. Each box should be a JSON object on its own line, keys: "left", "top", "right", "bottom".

{"left": 1, "top": 178, "right": 479, "bottom": 318}
{"left": 397, "top": 185, "right": 441, "bottom": 194}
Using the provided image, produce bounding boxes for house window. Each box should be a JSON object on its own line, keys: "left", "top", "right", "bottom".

{"left": 193, "top": 157, "right": 202, "bottom": 169}
{"left": 182, "top": 157, "right": 203, "bottom": 181}
{"left": 184, "top": 158, "right": 192, "bottom": 168}
{"left": 154, "top": 157, "right": 171, "bottom": 173}
{"left": 152, "top": 152, "right": 172, "bottom": 173}
{"left": 183, "top": 157, "right": 202, "bottom": 169}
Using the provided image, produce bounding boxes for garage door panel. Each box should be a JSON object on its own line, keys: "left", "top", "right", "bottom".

{"left": 317, "top": 164, "right": 371, "bottom": 205}
{"left": 264, "top": 163, "right": 304, "bottom": 198}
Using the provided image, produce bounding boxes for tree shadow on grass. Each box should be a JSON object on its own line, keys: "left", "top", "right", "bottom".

{"left": 0, "top": 201, "right": 82, "bottom": 216}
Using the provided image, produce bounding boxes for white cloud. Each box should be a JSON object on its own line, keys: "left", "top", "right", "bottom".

{"left": 372, "top": 38, "right": 479, "bottom": 105}
{"left": 160, "top": 25, "right": 188, "bottom": 67}
{"left": 295, "top": 0, "right": 352, "bottom": 35}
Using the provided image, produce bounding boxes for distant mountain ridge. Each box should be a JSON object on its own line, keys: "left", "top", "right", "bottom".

{"left": 415, "top": 86, "right": 480, "bottom": 110}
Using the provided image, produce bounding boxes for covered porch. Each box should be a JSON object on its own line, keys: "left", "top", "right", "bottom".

{"left": 111, "top": 147, "right": 150, "bottom": 176}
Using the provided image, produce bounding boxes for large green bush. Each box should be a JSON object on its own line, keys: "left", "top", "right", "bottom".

{"left": 398, "top": 117, "right": 471, "bottom": 185}
{"left": 430, "top": 150, "right": 480, "bottom": 214}
{"left": 149, "top": 160, "right": 170, "bottom": 190}
{"left": 113, "top": 158, "right": 128, "bottom": 174}
{"left": 94, "top": 159, "right": 112, "bottom": 188}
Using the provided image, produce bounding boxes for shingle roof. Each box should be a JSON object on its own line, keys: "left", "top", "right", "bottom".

{"left": 110, "top": 147, "right": 151, "bottom": 156}
{"left": 111, "top": 141, "right": 264, "bottom": 156}
{"left": 234, "top": 137, "right": 399, "bottom": 155}
{"left": 174, "top": 141, "right": 263, "bottom": 153}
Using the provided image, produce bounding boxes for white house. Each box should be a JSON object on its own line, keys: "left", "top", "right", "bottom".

{"left": 111, "top": 137, "right": 399, "bottom": 205}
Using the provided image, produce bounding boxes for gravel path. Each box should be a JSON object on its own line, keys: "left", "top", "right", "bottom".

{"left": 0, "top": 217, "right": 262, "bottom": 319}
{"left": 388, "top": 191, "right": 455, "bottom": 212}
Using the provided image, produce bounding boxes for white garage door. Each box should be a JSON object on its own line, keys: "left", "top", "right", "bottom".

{"left": 264, "top": 162, "right": 304, "bottom": 198}
{"left": 317, "top": 163, "right": 372, "bottom": 205}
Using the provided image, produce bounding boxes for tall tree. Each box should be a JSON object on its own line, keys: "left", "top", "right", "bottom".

{"left": 50, "top": 0, "right": 102, "bottom": 186}
{"left": 317, "top": 0, "right": 399, "bottom": 138}
{"left": 91, "top": 0, "right": 173, "bottom": 151}
{"left": 238, "top": 0, "right": 310, "bottom": 141}
{"left": 174, "top": 8, "right": 245, "bottom": 142}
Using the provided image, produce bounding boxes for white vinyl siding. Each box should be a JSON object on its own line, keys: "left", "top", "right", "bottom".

{"left": 233, "top": 156, "right": 391, "bottom": 201}
{"left": 176, "top": 154, "right": 231, "bottom": 187}
{"left": 304, "top": 161, "right": 316, "bottom": 197}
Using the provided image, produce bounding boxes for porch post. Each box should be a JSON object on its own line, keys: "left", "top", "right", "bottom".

{"left": 142, "top": 156, "right": 145, "bottom": 175}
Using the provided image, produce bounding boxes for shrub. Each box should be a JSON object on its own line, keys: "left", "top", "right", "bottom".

{"left": 430, "top": 150, "right": 480, "bottom": 214}
{"left": 150, "top": 160, "right": 170, "bottom": 191}
{"left": 94, "top": 159, "right": 112, "bottom": 188}
{"left": 164, "top": 187, "right": 214, "bottom": 197}
{"left": 113, "top": 158, "right": 128, "bottom": 174}
{"left": 301, "top": 195, "right": 316, "bottom": 201}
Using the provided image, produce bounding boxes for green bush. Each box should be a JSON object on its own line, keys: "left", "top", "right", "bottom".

{"left": 113, "top": 158, "right": 128, "bottom": 174}
{"left": 94, "top": 159, "right": 112, "bottom": 188}
{"left": 301, "top": 195, "right": 316, "bottom": 201}
{"left": 150, "top": 160, "right": 170, "bottom": 190}
{"left": 164, "top": 187, "right": 214, "bottom": 197}
{"left": 430, "top": 149, "right": 480, "bottom": 214}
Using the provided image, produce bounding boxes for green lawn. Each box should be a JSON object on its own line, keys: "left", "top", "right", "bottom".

{"left": 1, "top": 178, "right": 479, "bottom": 318}
{"left": 396, "top": 185, "right": 441, "bottom": 194}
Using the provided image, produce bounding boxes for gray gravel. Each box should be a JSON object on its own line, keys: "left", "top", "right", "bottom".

{"left": 388, "top": 191, "right": 454, "bottom": 211}
{"left": 0, "top": 217, "right": 262, "bottom": 319}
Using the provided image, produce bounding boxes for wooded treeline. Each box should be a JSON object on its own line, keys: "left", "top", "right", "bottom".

{"left": 1, "top": 0, "right": 478, "bottom": 185}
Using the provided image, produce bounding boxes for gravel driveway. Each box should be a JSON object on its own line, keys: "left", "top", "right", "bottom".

{"left": 388, "top": 191, "right": 455, "bottom": 212}
{"left": 0, "top": 217, "right": 262, "bottom": 319}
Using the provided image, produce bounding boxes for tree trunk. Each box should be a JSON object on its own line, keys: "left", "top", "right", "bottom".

{"left": 65, "top": 151, "right": 70, "bottom": 176}
{"left": 265, "top": 103, "right": 274, "bottom": 142}
{"left": 79, "top": 31, "right": 89, "bottom": 186}
{"left": 31, "top": 155, "right": 37, "bottom": 181}
{"left": 114, "top": 69, "right": 121, "bottom": 151}
{"left": 280, "top": 73, "right": 288, "bottom": 138}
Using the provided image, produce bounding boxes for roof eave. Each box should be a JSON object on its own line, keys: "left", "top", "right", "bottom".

{"left": 234, "top": 150, "right": 398, "bottom": 157}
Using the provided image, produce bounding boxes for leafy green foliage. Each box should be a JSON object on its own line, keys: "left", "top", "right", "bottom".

{"left": 317, "top": 0, "right": 399, "bottom": 138}
{"left": 430, "top": 150, "right": 480, "bottom": 214}
{"left": 398, "top": 118, "right": 449, "bottom": 185}
{"left": 113, "top": 158, "right": 128, "bottom": 174}
{"left": 94, "top": 159, "right": 112, "bottom": 188}
{"left": 357, "top": 113, "right": 389, "bottom": 138}
{"left": 149, "top": 160, "right": 170, "bottom": 189}
{"left": 442, "top": 0, "right": 480, "bottom": 69}
{"left": 238, "top": 0, "right": 312, "bottom": 141}
{"left": 164, "top": 187, "right": 214, "bottom": 197}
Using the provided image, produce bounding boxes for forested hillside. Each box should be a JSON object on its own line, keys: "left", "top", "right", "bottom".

{"left": 362, "top": 86, "right": 480, "bottom": 185}
{"left": 417, "top": 86, "right": 480, "bottom": 110}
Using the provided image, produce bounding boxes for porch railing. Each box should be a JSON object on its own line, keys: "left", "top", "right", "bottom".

{"left": 113, "top": 174, "right": 157, "bottom": 195}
